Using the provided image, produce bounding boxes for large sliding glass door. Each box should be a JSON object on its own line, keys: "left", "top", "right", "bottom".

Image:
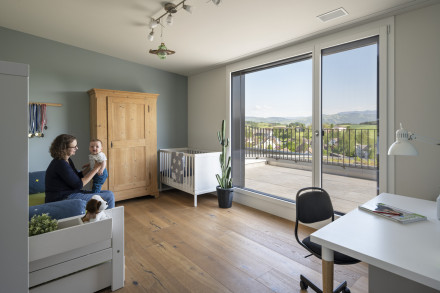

{"left": 231, "top": 35, "right": 381, "bottom": 214}
{"left": 231, "top": 55, "right": 313, "bottom": 202}
{"left": 320, "top": 36, "right": 379, "bottom": 213}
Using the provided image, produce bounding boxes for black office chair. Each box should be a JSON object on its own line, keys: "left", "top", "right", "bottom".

{"left": 294, "top": 187, "right": 360, "bottom": 293}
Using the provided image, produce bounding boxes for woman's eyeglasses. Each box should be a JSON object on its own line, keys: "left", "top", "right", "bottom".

{"left": 68, "top": 145, "right": 78, "bottom": 149}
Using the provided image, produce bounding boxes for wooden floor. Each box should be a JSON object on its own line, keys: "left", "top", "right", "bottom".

{"left": 100, "top": 190, "right": 368, "bottom": 293}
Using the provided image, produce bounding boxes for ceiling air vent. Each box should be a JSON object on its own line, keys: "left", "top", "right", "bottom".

{"left": 317, "top": 8, "right": 348, "bottom": 22}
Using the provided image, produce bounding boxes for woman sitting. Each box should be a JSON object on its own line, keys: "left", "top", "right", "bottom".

{"left": 45, "top": 134, "right": 115, "bottom": 209}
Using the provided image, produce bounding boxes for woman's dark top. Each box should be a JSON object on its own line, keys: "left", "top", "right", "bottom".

{"left": 45, "top": 158, "right": 84, "bottom": 203}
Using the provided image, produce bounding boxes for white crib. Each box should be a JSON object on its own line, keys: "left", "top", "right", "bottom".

{"left": 160, "top": 148, "right": 221, "bottom": 206}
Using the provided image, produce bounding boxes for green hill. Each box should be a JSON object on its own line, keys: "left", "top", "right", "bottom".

{"left": 246, "top": 110, "right": 376, "bottom": 125}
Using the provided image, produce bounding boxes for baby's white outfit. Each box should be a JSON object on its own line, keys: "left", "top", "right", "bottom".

{"left": 89, "top": 152, "right": 107, "bottom": 169}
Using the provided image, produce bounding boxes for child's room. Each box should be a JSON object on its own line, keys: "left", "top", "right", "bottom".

{"left": 1, "top": 1, "right": 440, "bottom": 293}
{"left": 2, "top": 23, "right": 189, "bottom": 292}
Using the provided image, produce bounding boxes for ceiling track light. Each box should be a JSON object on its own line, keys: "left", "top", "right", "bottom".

{"left": 149, "top": 1, "right": 190, "bottom": 31}
{"left": 148, "top": 0, "right": 222, "bottom": 58}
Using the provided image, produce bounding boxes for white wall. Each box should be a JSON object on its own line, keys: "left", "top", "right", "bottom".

{"left": 394, "top": 4, "right": 440, "bottom": 200}
{"left": 188, "top": 3, "right": 440, "bottom": 218}
{"left": 0, "top": 61, "right": 29, "bottom": 292}
{"left": 188, "top": 67, "right": 227, "bottom": 151}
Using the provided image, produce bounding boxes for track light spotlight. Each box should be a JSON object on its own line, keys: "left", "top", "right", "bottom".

{"left": 147, "top": 30, "right": 154, "bottom": 41}
{"left": 183, "top": 4, "right": 193, "bottom": 13}
{"left": 149, "top": 19, "right": 159, "bottom": 29}
{"left": 166, "top": 13, "right": 173, "bottom": 25}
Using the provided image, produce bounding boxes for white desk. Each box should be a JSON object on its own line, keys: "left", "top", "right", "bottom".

{"left": 310, "top": 193, "right": 440, "bottom": 293}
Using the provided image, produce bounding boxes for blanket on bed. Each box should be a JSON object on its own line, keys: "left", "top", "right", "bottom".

{"left": 171, "top": 152, "right": 185, "bottom": 183}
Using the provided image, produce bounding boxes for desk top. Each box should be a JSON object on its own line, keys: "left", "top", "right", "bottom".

{"left": 310, "top": 193, "right": 440, "bottom": 290}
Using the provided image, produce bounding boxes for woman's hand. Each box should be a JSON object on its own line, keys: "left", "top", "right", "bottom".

{"left": 92, "top": 162, "right": 102, "bottom": 171}
{"left": 82, "top": 163, "right": 90, "bottom": 173}
{"left": 81, "top": 162, "right": 102, "bottom": 187}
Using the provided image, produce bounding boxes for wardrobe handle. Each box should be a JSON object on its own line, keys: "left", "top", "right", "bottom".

{"left": 111, "top": 141, "right": 113, "bottom": 148}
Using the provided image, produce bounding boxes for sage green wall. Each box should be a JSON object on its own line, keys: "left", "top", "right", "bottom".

{"left": 0, "top": 26, "right": 188, "bottom": 171}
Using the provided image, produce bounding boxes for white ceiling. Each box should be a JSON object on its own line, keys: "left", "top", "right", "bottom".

{"left": 0, "top": 0, "right": 434, "bottom": 76}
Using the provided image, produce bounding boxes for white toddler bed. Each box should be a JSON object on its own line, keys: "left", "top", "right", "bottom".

{"left": 29, "top": 206, "right": 124, "bottom": 293}
{"left": 160, "top": 148, "right": 221, "bottom": 207}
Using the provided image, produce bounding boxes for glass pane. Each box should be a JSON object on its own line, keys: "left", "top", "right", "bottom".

{"left": 321, "top": 42, "right": 378, "bottom": 213}
{"left": 244, "top": 58, "right": 313, "bottom": 202}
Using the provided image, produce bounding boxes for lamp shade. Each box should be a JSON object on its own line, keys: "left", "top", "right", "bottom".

{"left": 166, "top": 13, "right": 173, "bottom": 25}
{"left": 388, "top": 140, "right": 418, "bottom": 156}
{"left": 183, "top": 4, "right": 193, "bottom": 14}
{"left": 149, "top": 19, "right": 158, "bottom": 29}
{"left": 147, "top": 31, "right": 154, "bottom": 41}
{"left": 387, "top": 124, "right": 418, "bottom": 156}
{"left": 149, "top": 43, "right": 175, "bottom": 60}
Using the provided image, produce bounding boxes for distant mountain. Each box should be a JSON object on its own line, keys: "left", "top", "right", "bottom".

{"left": 246, "top": 110, "right": 376, "bottom": 125}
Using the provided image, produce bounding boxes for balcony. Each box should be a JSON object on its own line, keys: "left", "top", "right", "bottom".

{"left": 242, "top": 126, "right": 378, "bottom": 214}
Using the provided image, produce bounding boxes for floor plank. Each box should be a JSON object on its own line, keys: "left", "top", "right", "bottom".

{"left": 98, "top": 190, "right": 368, "bottom": 293}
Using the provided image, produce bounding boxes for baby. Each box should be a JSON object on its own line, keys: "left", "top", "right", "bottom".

{"left": 88, "top": 138, "right": 108, "bottom": 193}
{"left": 81, "top": 195, "right": 109, "bottom": 223}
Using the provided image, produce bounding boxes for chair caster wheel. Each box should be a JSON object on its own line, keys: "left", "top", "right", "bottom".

{"left": 343, "top": 288, "right": 351, "bottom": 293}
{"left": 300, "top": 280, "right": 308, "bottom": 290}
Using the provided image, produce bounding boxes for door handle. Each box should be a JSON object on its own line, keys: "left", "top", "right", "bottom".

{"left": 314, "top": 130, "right": 325, "bottom": 136}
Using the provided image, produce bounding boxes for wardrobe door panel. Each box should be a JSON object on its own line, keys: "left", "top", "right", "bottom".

{"left": 107, "top": 96, "right": 152, "bottom": 199}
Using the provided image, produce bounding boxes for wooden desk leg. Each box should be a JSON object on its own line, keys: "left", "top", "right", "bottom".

{"left": 321, "top": 247, "right": 334, "bottom": 293}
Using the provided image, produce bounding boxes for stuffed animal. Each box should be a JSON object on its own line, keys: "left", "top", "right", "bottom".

{"left": 81, "top": 195, "right": 110, "bottom": 223}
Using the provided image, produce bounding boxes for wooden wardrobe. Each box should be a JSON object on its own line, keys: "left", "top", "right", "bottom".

{"left": 88, "top": 88, "right": 159, "bottom": 201}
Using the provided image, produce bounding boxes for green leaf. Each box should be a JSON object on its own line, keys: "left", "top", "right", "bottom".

{"left": 216, "top": 120, "right": 232, "bottom": 189}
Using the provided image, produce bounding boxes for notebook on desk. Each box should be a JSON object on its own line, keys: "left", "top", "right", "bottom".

{"left": 359, "top": 202, "right": 427, "bottom": 224}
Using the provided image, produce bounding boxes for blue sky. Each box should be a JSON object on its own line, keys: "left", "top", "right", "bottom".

{"left": 245, "top": 44, "right": 377, "bottom": 118}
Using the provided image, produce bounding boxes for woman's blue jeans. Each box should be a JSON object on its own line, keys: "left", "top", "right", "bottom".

{"left": 67, "top": 189, "right": 115, "bottom": 209}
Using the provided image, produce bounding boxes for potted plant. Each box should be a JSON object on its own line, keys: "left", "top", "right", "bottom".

{"left": 216, "top": 120, "right": 233, "bottom": 208}
{"left": 29, "top": 213, "right": 58, "bottom": 236}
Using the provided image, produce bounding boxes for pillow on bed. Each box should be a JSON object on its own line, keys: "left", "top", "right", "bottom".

{"left": 29, "top": 192, "right": 45, "bottom": 206}
{"left": 29, "top": 171, "right": 46, "bottom": 194}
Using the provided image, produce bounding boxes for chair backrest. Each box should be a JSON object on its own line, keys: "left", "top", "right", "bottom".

{"left": 296, "top": 187, "right": 334, "bottom": 224}
{"left": 294, "top": 187, "right": 335, "bottom": 256}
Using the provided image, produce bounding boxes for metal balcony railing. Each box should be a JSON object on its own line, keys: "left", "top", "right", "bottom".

{"left": 245, "top": 126, "right": 378, "bottom": 169}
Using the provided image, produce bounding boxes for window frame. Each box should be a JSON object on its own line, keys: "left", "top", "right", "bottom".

{"left": 226, "top": 17, "right": 395, "bottom": 221}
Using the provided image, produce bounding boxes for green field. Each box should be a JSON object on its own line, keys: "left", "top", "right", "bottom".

{"left": 338, "top": 124, "right": 377, "bottom": 130}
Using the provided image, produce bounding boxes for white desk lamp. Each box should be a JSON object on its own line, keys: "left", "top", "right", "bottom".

{"left": 388, "top": 123, "right": 440, "bottom": 219}
{"left": 388, "top": 123, "right": 440, "bottom": 156}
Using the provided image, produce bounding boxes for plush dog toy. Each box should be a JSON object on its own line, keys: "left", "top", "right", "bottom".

{"left": 81, "top": 195, "right": 110, "bottom": 223}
